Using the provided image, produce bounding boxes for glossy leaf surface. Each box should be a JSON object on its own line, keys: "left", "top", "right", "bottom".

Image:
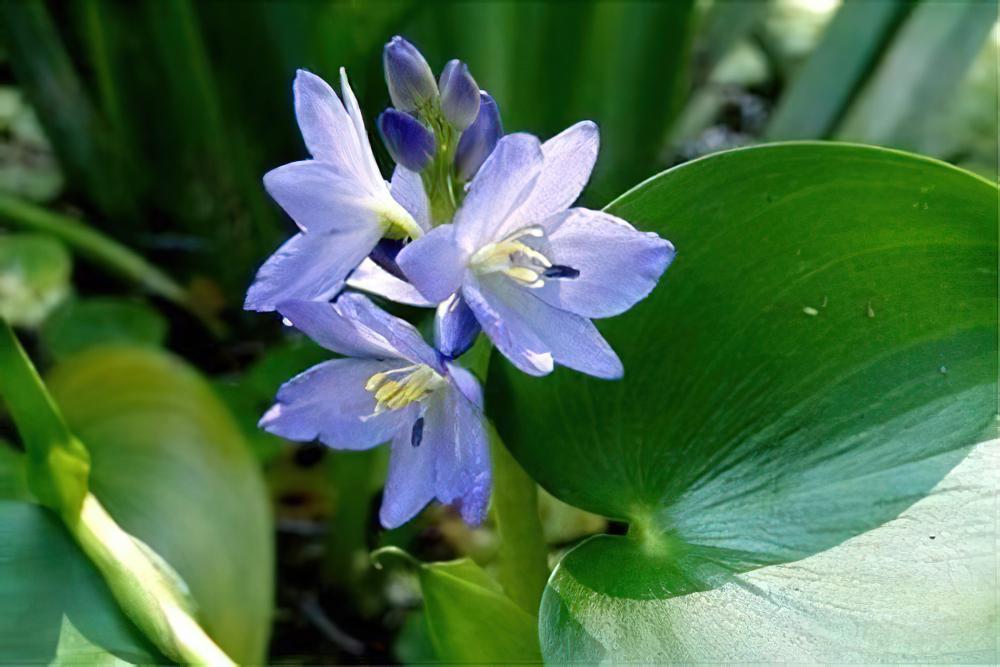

{"left": 488, "top": 143, "right": 998, "bottom": 660}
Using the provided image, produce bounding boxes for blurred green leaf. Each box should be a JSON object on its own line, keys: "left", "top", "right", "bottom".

{"left": 39, "top": 297, "right": 167, "bottom": 362}
{"left": 766, "top": 0, "right": 911, "bottom": 140}
{"left": 0, "top": 232, "right": 71, "bottom": 328}
{"left": 0, "top": 500, "right": 163, "bottom": 664}
{"left": 47, "top": 346, "right": 274, "bottom": 663}
{"left": 0, "top": 444, "right": 32, "bottom": 502}
{"left": 0, "top": 0, "right": 136, "bottom": 221}
{"left": 489, "top": 143, "right": 997, "bottom": 661}
{"left": 837, "top": 0, "right": 997, "bottom": 148}
{"left": 0, "top": 321, "right": 89, "bottom": 515}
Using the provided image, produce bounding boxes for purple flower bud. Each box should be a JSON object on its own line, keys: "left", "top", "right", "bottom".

{"left": 377, "top": 109, "right": 436, "bottom": 172}
{"left": 454, "top": 92, "right": 503, "bottom": 182}
{"left": 383, "top": 36, "right": 438, "bottom": 112}
{"left": 438, "top": 60, "right": 480, "bottom": 131}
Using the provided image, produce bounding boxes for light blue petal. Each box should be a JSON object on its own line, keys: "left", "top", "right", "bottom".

{"left": 430, "top": 380, "right": 490, "bottom": 525}
{"left": 244, "top": 229, "right": 378, "bottom": 312}
{"left": 279, "top": 294, "right": 439, "bottom": 369}
{"left": 293, "top": 70, "right": 382, "bottom": 193}
{"left": 435, "top": 294, "right": 481, "bottom": 359}
{"left": 453, "top": 133, "right": 543, "bottom": 251}
{"left": 277, "top": 298, "right": 400, "bottom": 359}
{"left": 466, "top": 274, "right": 623, "bottom": 379}
{"left": 260, "top": 358, "right": 417, "bottom": 449}
{"left": 380, "top": 424, "right": 435, "bottom": 529}
{"left": 347, "top": 258, "right": 434, "bottom": 307}
{"left": 505, "top": 121, "right": 599, "bottom": 234}
{"left": 396, "top": 224, "right": 469, "bottom": 303}
{"left": 390, "top": 166, "right": 431, "bottom": 231}
{"left": 263, "top": 160, "right": 382, "bottom": 235}
{"left": 333, "top": 293, "right": 440, "bottom": 369}
{"left": 536, "top": 208, "right": 675, "bottom": 318}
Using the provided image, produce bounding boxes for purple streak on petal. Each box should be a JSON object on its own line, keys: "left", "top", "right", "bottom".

{"left": 535, "top": 208, "right": 675, "bottom": 318}
{"left": 396, "top": 224, "right": 469, "bottom": 303}
{"left": 347, "top": 259, "right": 435, "bottom": 308}
{"left": 506, "top": 121, "right": 599, "bottom": 230}
{"left": 244, "top": 230, "right": 376, "bottom": 312}
{"left": 390, "top": 166, "right": 430, "bottom": 231}
{"left": 470, "top": 274, "right": 623, "bottom": 379}
{"left": 453, "top": 133, "right": 543, "bottom": 251}
{"left": 333, "top": 292, "right": 440, "bottom": 369}
{"left": 435, "top": 294, "right": 481, "bottom": 359}
{"left": 260, "top": 358, "right": 417, "bottom": 449}
{"left": 263, "top": 160, "right": 381, "bottom": 235}
{"left": 380, "top": 424, "right": 436, "bottom": 528}
{"left": 378, "top": 109, "right": 436, "bottom": 172}
{"left": 455, "top": 92, "right": 503, "bottom": 183}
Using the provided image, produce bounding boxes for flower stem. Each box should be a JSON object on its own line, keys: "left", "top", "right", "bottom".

{"left": 488, "top": 422, "right": 549, "bottom": 614}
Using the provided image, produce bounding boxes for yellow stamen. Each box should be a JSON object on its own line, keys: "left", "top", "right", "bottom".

{"left": 366, "top": 364, "right": 443, "bottom": 416}
{"left": 469, "top": 226, "right": 554, "bottom": 287}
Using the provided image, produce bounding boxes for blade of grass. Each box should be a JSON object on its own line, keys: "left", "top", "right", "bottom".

{"left": 0, "top": 193, "right": 223, "bottom": 335}
{"left": 766, "top": 0, "right": 913, "bottom": 140}
{"left": 836, "top": 0, "right": 997, "bottom": 148}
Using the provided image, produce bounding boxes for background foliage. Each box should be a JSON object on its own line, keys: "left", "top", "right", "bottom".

{"left": 0, "top": 0, "right": 996, "bottom": 663}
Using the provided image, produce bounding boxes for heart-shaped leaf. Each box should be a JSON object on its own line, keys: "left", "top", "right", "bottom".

{"left": 489, "top": 143, "right": 997, "bottom": 660}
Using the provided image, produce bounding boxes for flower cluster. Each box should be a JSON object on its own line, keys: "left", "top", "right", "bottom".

{"left": 248, "top": 37, "right": 675, "bottom": 528}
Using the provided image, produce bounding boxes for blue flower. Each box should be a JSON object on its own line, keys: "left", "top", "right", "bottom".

{"left": 260, "top": 293, "right": 490, "bottom": 528}
{"left": 396, "top": 122, "right": 676, "bottom": 378}
{"left": 377, "top": 109, "right": 436, "bottom": 172}
{"left": 383, "top": 36, "right": 438, "bottom": 113}
{"left": 244, "top": 69, "right": 424, "bottom": 312}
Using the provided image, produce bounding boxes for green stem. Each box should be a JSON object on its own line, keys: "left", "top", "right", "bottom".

{"left": 0, "top": 193, "right": 224, "bottom": 335}
{"left": 460, "top": 336, "right": 550, "bottom": 612}
{"left": 489, "top": 423, "right": 550, "bottom": 614}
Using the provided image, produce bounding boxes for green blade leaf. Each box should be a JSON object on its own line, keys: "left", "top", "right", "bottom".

{"left": 766, "top": 0, "right": 912, "bottom": 140}
{"left": 39, "top": 297, "right": 167, "bottom": 362}
{"left": 488, "top": 142, "right": 997, "bottom": 660}
{"left": 836, "top": 0, "right": 997, "bottom": 149}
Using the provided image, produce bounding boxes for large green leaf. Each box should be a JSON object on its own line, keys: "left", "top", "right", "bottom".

{"left": 544, "top": 436, "right": 998, "bottom": 661}
{"left": 44, "top": 346, "right": 274, "bottom": 663}
{"left": 0, "top": 500, "right": 162, "bottom": 664}
{"left": 488, "top": 143, "right": 997, "bottom": 660}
